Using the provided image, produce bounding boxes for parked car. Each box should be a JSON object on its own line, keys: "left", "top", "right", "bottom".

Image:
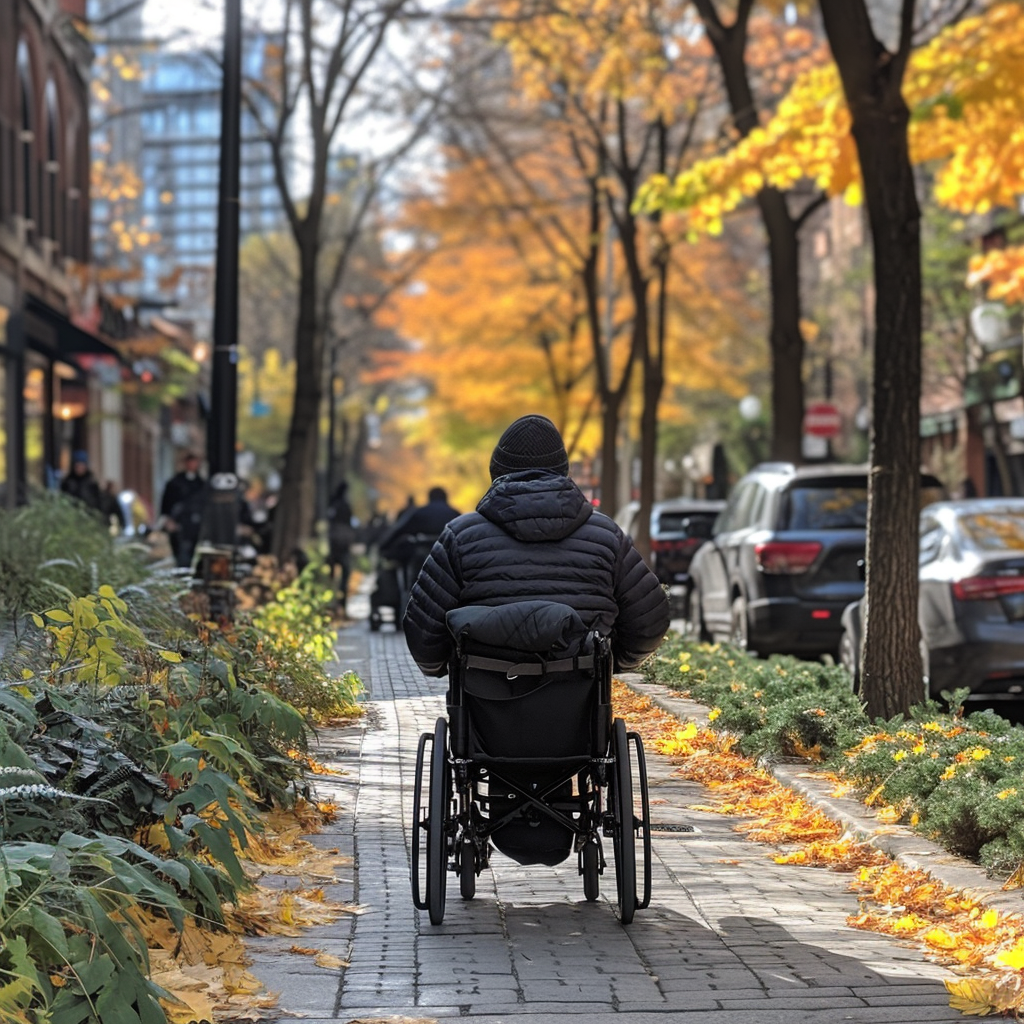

{"left": 688, "top": 462, "right": 946, "bottom": 659}
{"left": 613, "top": 498, "right": 726, "bottom": 615}
{"left": 840, "top": 498, "right": 1024, "bottom": 704}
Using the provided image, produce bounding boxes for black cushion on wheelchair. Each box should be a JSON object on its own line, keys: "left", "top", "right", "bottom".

{"left": 446, "top": 600, "right": 586, "bottom": 655}
{"left": 446, "top": 602, "right": 601, "bottom": 763}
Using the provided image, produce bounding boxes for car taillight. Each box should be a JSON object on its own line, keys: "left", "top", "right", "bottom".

{"left": 754, "top": 541, "right": 822, "bottom": 574}
{"left": 651, "top": 538, "right": 701, "bottom": 554}
{"left": 953, "top": 575, "right": 1024, "bottom": 600}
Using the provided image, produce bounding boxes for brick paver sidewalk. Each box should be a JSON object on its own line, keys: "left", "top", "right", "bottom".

{"left": 244, "top": 600, "right": 971, "bottom": 1023}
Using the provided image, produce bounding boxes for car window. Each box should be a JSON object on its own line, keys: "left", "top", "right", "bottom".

{"left": 781, "top": 481, "right": 869, "bottom": 530}
{"left": 958, "top": 512, "right": 1024, "bottom": 552}
{"left": 656, "top": 511, "right": 718, "bottom": 537}
{"left": 715, "top": 483, "right": 749, "bottom": 533}
{"left": 723, "top": 483, "right": 761, "bottom": 531}
{"left": 919, "top": 515, "right": 943, "bottom": 564}
{"left": 747, "top": 485, "right": 768, "bottom": 528}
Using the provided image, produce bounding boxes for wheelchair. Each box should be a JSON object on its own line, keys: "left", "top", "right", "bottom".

{"left": 410, "top": 600, "right": 652, "bottom": 926}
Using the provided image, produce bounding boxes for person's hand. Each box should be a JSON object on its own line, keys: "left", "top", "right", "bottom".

{"left": 163, "top": 517, "right": 179, "bottom": 533}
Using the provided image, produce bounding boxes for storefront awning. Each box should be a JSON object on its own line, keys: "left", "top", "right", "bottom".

{"left": 23, "top": 295, "right": 126, "bottom": 364}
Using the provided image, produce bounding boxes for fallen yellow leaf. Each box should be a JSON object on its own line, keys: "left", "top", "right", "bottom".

{"left": 946, "top": 976, "right": 1006, "bottom": 1015}
{"left": 314, "top": 952, "right": 349, "bottom": 969}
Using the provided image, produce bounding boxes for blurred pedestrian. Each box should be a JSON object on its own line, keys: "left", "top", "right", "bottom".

{"left": 326, "top": 480, "right": 357, "bottom": 617}
{"left": 379, "top": 486, "right": 460, "bottom": 591}
{"left": 60, "top": 451, "right": 103, "bottom": 514}
{"left": 100, "top": 480, "right": 126, "bottom": 533}
{"left": 160, "top": 452, "right": 206, "bottom": 568}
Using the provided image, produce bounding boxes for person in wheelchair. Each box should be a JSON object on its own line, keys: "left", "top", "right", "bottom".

{"left": 403, "top": 414, "right": 670, "bottom": 678}
{"left": 404, "top": 415, "right": 670, "bottom": 922}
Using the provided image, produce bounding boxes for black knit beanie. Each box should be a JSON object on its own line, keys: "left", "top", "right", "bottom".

{"left": 489, "top": 415, "right": 570, "bottom": 480}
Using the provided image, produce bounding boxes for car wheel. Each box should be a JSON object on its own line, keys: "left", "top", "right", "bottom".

{"left": 729, "top": 594, "right": 748, "bottom": 651}
{"left": 689, "top": 586, "right": 712, "bottom": 642}
{"left": 838, "top": 628, "right": 859, "bottom": 689}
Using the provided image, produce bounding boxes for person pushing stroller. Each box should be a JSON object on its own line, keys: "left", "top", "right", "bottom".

{"left": 402, "top": 414, "right": 670, "bottom": 676}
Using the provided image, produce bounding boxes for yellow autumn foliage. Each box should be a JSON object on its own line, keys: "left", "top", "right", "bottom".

{"left": 639, "top": 0, "right": 1024, "bottom": 307}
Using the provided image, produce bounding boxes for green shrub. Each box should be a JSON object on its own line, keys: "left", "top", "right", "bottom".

{"left": 644, "top": 630, "right": 1024, "bottom": 880}
{"left": 0, "top": 510, "right": 360, "bottom": 1021}
{"left": 646, "top": 634, "right": 867, "bottom": 760}
{"left": 247, "top": 561, "right": 363, "bottom": 720}
{"left": 0, "top": 494, "right": 160, "bottom": 629}
{"left": 0, "top": 833, "right": 187, "bottom": 1024}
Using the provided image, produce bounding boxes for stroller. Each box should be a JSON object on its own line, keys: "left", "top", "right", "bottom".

{"left": 411, "top": 600, "right": 652, "bottom": 925}
{"left": 369, "top": 534, "right": 437, "bottom": 632}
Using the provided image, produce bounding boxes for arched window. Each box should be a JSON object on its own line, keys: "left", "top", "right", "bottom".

{"left": 16, "top": 39, "right": 35, "bottom": 232}
{"left": 45, "top": 78, "right": 60, "bottom": 247}
{"left": 65, "top": 117, "right": 82, "bottom": 260}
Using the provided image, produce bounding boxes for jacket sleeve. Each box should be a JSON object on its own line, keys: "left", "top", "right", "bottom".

{"left": 402, "top": 527, "right": 463, "bottom": 676}
{"left": 610, "top": 534, "right": 671, "bottom": 671}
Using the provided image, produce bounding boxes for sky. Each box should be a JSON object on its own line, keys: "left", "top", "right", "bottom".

{"left": 145, "top": 0, "right": 229, "bottom": 48}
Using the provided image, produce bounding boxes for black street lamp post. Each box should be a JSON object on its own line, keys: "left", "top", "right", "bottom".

{"left": 199, "top": 0, "right": 243, "bottom": 616}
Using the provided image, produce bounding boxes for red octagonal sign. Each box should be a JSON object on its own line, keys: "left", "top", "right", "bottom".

{"left": 803, "top": 401, "right": 842, "bottom": 439}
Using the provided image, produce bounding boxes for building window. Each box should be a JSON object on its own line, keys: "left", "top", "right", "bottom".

{"left": 45, "top": 79, "right": 60, "bottom": 250}
{"left": 17, "top": 40, "right": 35, "bottom": 233}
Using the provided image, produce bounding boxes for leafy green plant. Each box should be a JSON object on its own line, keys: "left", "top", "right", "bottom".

{"left": 646, "top": 636, "right": 867, "bottom": 760}
{"left": 0, "top": 495, "right": 159, "bottom": 630}
{"left": 0, "top": 515, "right": 360, "bottom": 1021}
{"left": 246, "top": 561, "right": 362, "bottom": 720}
{"left": 0, "top": 833, "right": 189, "bottom": 1024}
{"left": 644, "top": 631, "right": 1024, "bottom": 880}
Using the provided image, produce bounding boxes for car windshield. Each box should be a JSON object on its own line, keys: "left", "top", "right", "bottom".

{"left": 782, "top": 482, "right": 868, "bottom": 530}
{"left": 959, "top": 512, "right": 1024, "bottom": 552}
{"left": 656, "top": 511, "right": 717, "bottom": 536}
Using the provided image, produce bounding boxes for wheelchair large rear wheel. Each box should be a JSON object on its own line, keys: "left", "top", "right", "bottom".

{"left": 411, "top": 729, "right": 430, "bottom": 910}
{"left": 630, "top": 730, "right": 653, "bottom": 910}
{"left": 611, "top": 718, "right": 636, "bottom": 925}
{"left": 426, "top": 717, "right": 450, "bottom": 924}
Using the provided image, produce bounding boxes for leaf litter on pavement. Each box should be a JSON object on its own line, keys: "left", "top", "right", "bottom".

{"left": 138, "top": 796, "right": 361, "bottom": 1022}
{"left": 612, "top": 680, "right": 1024, "bottom": 1017}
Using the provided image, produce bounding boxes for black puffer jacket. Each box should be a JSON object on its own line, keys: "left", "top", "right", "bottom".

{"left": 403, "top": 470, "right": 670, "bottom": 676}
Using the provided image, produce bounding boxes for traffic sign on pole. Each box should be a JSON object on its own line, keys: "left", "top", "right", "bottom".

{"left": 803, "top": 402, "right": 842, "bottom": 439}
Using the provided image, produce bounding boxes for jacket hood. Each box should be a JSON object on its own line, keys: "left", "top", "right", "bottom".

{"left": 477, "top": 470, "right": 593, "bottom": 542}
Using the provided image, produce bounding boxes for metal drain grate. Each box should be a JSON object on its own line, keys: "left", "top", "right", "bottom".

{"left": 650, "top": 823, "right": 697, "bottom": 833}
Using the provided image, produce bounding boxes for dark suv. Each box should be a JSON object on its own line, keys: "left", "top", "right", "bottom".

{"left": 688, "top": 462, "right": 945, "bottom": 658}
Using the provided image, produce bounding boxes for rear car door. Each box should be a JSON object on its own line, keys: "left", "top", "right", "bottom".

{"left": 701, "top": 482, "right": 760, "bottom": 634}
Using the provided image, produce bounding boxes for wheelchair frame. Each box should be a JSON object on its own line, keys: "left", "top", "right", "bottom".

{"left": 410, "top": 629, "right": 652, "bottom": 926}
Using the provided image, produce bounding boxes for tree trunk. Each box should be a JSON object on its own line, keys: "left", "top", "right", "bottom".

{"left": 820, "top": 0, "right": 923, "bottom": 718}
{"left": 600, "top": 391, "right": 625, "bottom": 517}
{"left": 699, "top": 0, "right": 806, "bottom": 464}
{"left": 757, "top": 188, "right": 805, "bottom": 464}
{"left": 272, "top": 237, "right": 324, "bottom": 561}
{"left": 617, "top": 208, "right": 654, "bottom": 560}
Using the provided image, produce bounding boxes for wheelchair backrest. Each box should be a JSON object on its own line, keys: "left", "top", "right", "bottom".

{"left": 446, "top": 601, "right": 611, "bottom": 761}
